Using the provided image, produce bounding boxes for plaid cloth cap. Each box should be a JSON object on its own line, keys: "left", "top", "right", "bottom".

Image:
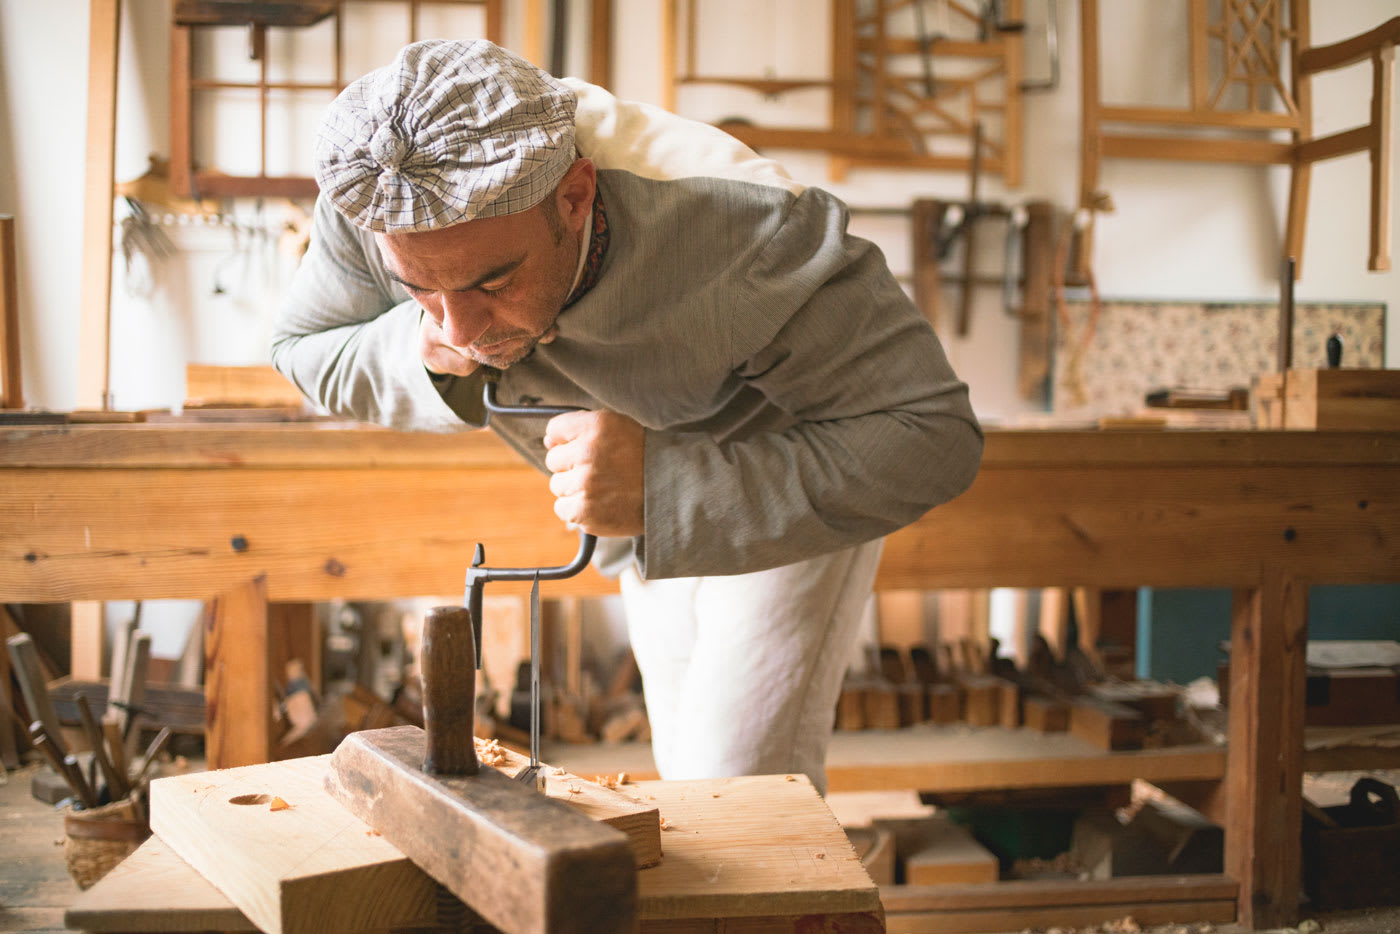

{"left": 315, "top": 39, "right": 578, "bottom": 233}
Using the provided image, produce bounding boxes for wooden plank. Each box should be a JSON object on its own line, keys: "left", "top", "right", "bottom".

{"left": 903, "top": 820, "right": 999, "bottom": 886}
{"left": 0, "top": 215, "right": 21, "bottom": 409}
{"left": 1099, "top": 105, "right": 1298, "bottom": 131}
{"left": 883, "top": 898, "right": 1235, "bottom": 933}
{"left": 185, "top": 364, "right": 304, "bottom": 408}
{"left": 67, "top": 835, "right": 260, "bottom": 932}
{"left": 76, "top": 0, "right": 121, "bottom": 410}
{"left": 149, "top": 753, "right": 440, "bottom": 934}
{"left": 1100, "top": 133, "right": 1294, "bottom": 165}
{"left": 5, "top": 424, "right": 1400, "bottom": 470}
{"left": 881, "top": 873, "right": 1237, "bottom": 911}
{"left": 83, "top": 770, "right": 882, "bottom": 933}
{"left": 326, "top": 727, "right": 635, "bottom": 934}
{"left": 205, "top": 577, "right": 274, "bottom": 768}
{"left": 1225, "top": 571, "right": 1307, "bottom": 930}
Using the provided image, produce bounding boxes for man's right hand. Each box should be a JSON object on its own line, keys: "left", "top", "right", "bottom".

{"left": 419, "top": 311, "right": 480, "bottom": 377}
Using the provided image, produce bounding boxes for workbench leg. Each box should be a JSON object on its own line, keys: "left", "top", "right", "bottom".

{"left": 1225, "top": 572, "right": 1307, "bottom": 930}
{"left": 204, "top": 576, "right": 274, "bottom": 770}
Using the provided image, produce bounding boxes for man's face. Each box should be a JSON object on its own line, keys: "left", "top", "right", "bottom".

{"left": 375, "top": 162, "right": 593, "bottom": 370}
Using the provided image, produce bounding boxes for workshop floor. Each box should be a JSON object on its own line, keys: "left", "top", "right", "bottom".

{"left": 2, "top": 762, "right": 1398, "bottom": 934}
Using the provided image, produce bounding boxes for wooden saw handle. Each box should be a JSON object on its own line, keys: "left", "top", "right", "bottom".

{"left": 421, "top": 605, "right": 480, "bottom": 776}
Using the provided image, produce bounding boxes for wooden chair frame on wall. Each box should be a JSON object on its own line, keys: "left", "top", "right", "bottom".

{"left": 169, "top": 0, "right": 503, "bottom": 200}
{"left": 663, "top": 0, "right": 1026, "bottom": 184}
{"left": 1078, "top": 0, "right": 1399, "bottom": 280}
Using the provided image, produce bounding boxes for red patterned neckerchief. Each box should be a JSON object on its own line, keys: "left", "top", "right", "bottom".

{"left": 563, "top": 188, "right": 609, "bottom": 309}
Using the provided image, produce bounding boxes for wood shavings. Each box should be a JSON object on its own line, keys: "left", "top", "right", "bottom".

{"left": 268, "top": 796, "right": 291, "bottom": 811}
{"left": 551, "top": 767, "right": 567, "bottom": 776}
{"left": 815, "top": 852, "right": 825, "bottom": 859}
{"left": 594, "top": 772, "right": 630, "bottom": 790}
{"left": 711, "top": 793, "right": 721, "bottom": 798}
{"left": 567, "top": 785, "right": 582, "bottom": 795}
{"left": 785, "top": 775, "right": 797, "bottom": 782}
{"left": 660, "top": 817, "right": 673, "bottom": 831}
{"left": 473, "top": 737, "right": 508, "bottom": 767}
{"left": 365, "top": 829, "right": 381, "bottom": 837}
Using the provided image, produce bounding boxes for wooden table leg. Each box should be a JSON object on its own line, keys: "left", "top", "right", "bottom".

{"left": 204, "top": 576, "right": 273, "bottom": 769}
{"left": 1225, "top": 570, "right": 1307, "bottom": 929}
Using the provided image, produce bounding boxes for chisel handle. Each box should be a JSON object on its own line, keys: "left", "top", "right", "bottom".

{"left": 420, "top": 606, "right": 479, "bottom": 776}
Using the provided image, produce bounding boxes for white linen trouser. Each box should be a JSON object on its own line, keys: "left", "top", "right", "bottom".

{"left": 619, "top": 538, "right": 884, "bottom": 795}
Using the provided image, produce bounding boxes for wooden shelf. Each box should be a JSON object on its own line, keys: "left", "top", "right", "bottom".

{"left": 544, "top": 724, "right": 1400, "bottom": 794}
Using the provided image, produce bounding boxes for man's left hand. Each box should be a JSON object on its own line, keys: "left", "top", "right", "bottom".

{"left": 543, "top": 410, "right": 645, "bottom": 538}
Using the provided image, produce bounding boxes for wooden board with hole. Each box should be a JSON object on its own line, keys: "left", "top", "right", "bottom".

{"left": 87, "top": 760, "right": 883, "bottom": 934}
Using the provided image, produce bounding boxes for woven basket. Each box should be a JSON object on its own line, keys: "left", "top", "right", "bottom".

{"left": 63, "top": 797, "right": 150, "bottom": 890}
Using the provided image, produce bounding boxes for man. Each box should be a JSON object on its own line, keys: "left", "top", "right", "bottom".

{"left": 272, "top": 39, "right": 982, "bottom": 793}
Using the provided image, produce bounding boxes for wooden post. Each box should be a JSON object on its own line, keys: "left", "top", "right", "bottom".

{"left": 1075, "top": 0, "right": 1101, "bottom": 284}
{"left": 660, "top": 0, "right": 677, "bottom": 113}
{"left": 70, "top": 601, "right": 105, "bottom": 681}
{"left": 1284, "top": 0, "right": 1311, "bottom": 276}
{"left": 0, "top": 215, "right": 21, "bottom": 409}
{"left": 77, "top": 0, "right": 121, "bottom": 410}
{"left": 1225, "top": 570, "right": 1307, "bottom": 930}
{"left": 588, "top": 0, "right": 611, "bottom": 88}
{"left": 1368, "top": 44, "right": 1393, "bottom": 272}
{"left": 205, "top": 576, "right": 274, "bottom": 769}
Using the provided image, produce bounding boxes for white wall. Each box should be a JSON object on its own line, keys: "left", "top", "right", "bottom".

{"left": 1, "top": 0, "right": 1396, "bottom": 418}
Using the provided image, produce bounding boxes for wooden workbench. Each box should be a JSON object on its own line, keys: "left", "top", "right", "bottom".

{"left": 3, "top": 424, "right": 1398, "bottom": 929}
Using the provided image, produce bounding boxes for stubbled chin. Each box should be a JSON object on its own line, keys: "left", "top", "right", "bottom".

{"left": 468, "top": 339, "right": 536, "bottom": 370}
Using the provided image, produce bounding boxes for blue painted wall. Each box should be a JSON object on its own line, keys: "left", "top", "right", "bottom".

{"left": 1138, "top": 586, "right": 1400, "bottom": 684}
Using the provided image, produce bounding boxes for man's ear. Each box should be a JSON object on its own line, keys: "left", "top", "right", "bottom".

{"left": 556, "top": 158, "right": 596, "bottom": 233}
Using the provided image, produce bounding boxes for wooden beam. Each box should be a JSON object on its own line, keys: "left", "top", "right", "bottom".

{"left": 204, "top": 576, "right": 274, "bottom": 768}
{"left": 1225, "top": 571, "right": 1307, "bottom": 930}
{"left": 1294, "top": 125, "right": 1371, "bottom": 164}
{"left": 1298, "top": 15, "right": 1400, "bottom": 75}
{"left": 1100, "top": 134, "right": 1293, "bottom": 165}
{"left": 0, "top": 215, "right": 21, "bottom": 409}
{"left": 327, "top": 726, "right": 636, "bottom": 934}
{"left": 1098, "top": 105, "right": 1299, "bottom": 131}
{"left": 76, "top": 0, "right": 121, "bottom": 410}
